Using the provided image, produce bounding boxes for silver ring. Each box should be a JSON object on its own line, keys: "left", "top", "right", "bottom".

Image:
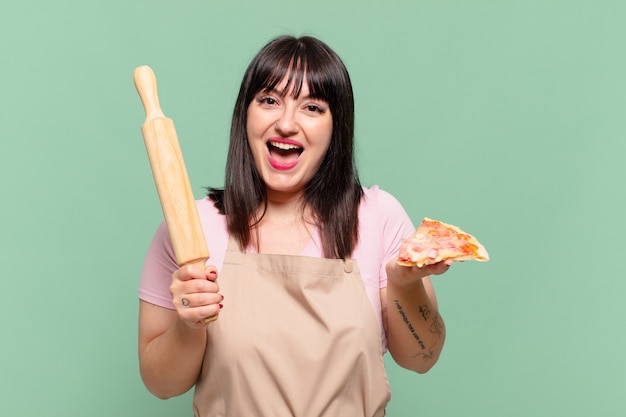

{"left": 181, "top": 298, "right": 190, "bottom": 307}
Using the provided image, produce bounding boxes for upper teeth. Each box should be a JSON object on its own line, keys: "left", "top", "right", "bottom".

{"left": 270, "top": 141, "right": 301, "bottom": 151}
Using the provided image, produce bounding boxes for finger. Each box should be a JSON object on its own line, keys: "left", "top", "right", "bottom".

{"left": 181, "top": 304, "right": 223, "bottom": 327}
{"left": 176, "top": 292, "right": 223, "bottom": 309}
{"left": 173, "top": 264, "right": 208, "bottom": 282}
{"left": 424, "top": 260, "right": 453, "bottom": 276}
{"left": 205, "top": 266, "right": 218, "bottom": 282}
{"left": 170, "top": 277, "right": 220, "bottom": 305}
{"left": 194, "top": 304, "right": 223, "bottom": 322}
{"left": 187, "top": 277, "right": 220, "bottom": 294}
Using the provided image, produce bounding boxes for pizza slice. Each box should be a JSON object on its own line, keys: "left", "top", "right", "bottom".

{"left": 398, "top": 217, "right": 489, "bottom": 267}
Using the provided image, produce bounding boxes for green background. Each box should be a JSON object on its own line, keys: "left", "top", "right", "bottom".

{"left": 1, "top": 0, "right": 625, "bottom": 415}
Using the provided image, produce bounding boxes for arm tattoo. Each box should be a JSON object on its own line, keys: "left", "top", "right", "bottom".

{"left": 412, "top": 346, "right": 435, "bottom": 360}
{"left": 429, "top": 312, "right": 443, "bottom": 338}
{"left": 394, "top": 300, "right": 425, "bottom": 350}
{"left": 412, "top": 313, "right": 444, "bottom": 360}
{"left": 394, "top": 300, "right": 444, "bottom": 361}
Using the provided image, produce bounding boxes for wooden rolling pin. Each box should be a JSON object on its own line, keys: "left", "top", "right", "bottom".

{"left": 134, "top": 66, "right": 217, "bottom": 323}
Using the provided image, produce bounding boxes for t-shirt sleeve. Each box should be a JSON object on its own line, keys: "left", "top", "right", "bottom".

{"left": 355, "top": 186, "right": 416, "bottom": 352}
{"left": 373, "top": 188, "right": 415, "bottom": 288}
{"left": 138, "top": 220, "right": 178, "bottom": 309}
{"left": 138, "top": 198, "right": 229, "bottom": 309}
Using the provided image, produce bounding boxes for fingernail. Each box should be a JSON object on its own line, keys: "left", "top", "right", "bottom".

{"left": 219, "top": 304, "right": 224, "bottom": 309}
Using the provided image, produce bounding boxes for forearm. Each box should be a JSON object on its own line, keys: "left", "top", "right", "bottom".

{"left": 139, "top": 305, "right": 207, "bottom": 399}
{"left": 385, "top": 278, "right": 446, "bottom": 373}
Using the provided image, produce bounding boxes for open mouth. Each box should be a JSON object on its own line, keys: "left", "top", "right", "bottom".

{"left": 267, "top": 140, "right": 303, "bottom": 167}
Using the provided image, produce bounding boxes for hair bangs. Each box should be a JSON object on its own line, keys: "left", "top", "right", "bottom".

{"left": 248, "top": 41, "right": 333, "bottom": 104}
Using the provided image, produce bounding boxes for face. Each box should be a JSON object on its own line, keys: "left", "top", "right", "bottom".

{"left": 246, "top": 77, "right": 333, "bottom": 199}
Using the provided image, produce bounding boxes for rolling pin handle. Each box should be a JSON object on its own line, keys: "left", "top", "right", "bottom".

{"left": 134, "top": 66, "right": 166, "bottom": 122}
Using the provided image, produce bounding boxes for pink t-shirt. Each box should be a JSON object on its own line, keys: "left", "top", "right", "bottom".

{"left": 139, "top": 185, "right": 415, "bottom": 349}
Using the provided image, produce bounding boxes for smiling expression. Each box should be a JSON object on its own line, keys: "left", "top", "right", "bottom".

{"left": 246, "top": 77, "right": 333, "bottom": 198}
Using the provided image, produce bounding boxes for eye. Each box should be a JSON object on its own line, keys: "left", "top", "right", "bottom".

{"left": 256, "top": 96, "right": 279, "bottom": 107}
{"left": 304, "top": 103, "right": 327, "bottom": 114}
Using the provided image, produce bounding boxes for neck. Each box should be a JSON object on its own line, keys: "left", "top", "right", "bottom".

{"left": 252, "top": 191, "right": 316, "bottom": 255}
{"left": 262, "top": 190, "right": 308, "bottom": 224}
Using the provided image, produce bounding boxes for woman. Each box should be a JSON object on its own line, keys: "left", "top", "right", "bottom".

{"left": 138, "top": 35, "right": 452, "bottom": 417}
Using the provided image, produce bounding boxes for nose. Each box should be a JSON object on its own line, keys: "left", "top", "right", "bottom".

{"left": 274, "top": 109, "right": 299, "bottom": 136}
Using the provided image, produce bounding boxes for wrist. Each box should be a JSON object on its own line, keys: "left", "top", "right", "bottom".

{"left": 386, "top": 261, "right": 428, "bottom": 289}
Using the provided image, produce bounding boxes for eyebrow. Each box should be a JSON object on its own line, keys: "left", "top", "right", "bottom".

{"left": 261, "top": 88, "right": 327, "bottom": 103}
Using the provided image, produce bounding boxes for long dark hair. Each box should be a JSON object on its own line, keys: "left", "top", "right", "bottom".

{"left": 209, "top": 35, "right": 363, "bottom": 259}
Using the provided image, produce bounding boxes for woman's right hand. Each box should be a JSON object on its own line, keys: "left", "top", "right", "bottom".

{"left": 170, "top": 264, "right": 223, "bottom": 328}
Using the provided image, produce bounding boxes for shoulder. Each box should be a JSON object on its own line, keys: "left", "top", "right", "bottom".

{"left": 361, "top": 185, "right": 404, "bottom": 208}
{"left": 196, "top": 196, "right": 228, "bottom": 232}
{"left": 146, "top": 197, "right": 230, "bottom": 267}
{"left": 359, "top": 185, "right": 413, "bottom": 228}
{"left": 355, "top": 185, "right": 415, "bottom": 258}
{"left": 197, "top": 196, "right": 223, "bottom": 218}
{"left": 196, "top": 197, "right": 229, "bottom": 258}
{"left": 196, "top": 197, "right": 229, "bottom": 269}
{"left": 142, "top": 197, "right": 227, "bottom": 265}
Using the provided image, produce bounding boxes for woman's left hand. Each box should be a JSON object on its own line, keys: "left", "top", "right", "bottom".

{"left": 386, "top": 258, "right": 453, "bottom": 288}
